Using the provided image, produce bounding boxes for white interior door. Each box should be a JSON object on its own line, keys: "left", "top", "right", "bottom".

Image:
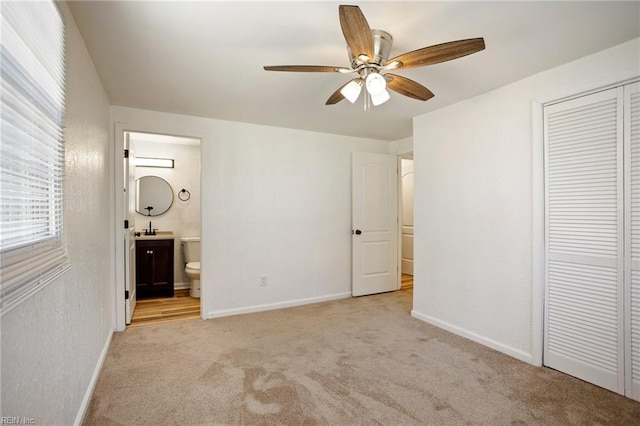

{"left": 543, "top": 87, "right": 624, "bottom": 393}
{"left": 401, "top": 159, "right": 414, "bottom": 275}
{"left": 352, "top": 152, "right": 398, "bottom": 297}
{"left": 124, "top": 134, "right": 136, "bottom": 324}
{"left": 625, "top": 81, "right": 640, "bottom": 401}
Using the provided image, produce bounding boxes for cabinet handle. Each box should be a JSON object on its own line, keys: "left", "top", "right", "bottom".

{"left": 147, "top": 250, "right": 154, "bottom": 255}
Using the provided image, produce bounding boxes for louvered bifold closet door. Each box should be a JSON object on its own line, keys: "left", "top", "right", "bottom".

{"left": 626, "top": 82, "right": 640, "bottom": 401}
{"left": 544, "top": 87, "right": 624, "bottom": 394}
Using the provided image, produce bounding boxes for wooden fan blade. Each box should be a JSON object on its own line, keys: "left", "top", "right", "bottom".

{"left": 326, "top": 89, "right": 345, "bottom": 105}
{"left": 387, "top": 38, "right": 485, "bottom": 69}
{"left": 339, "top": 5, "right": 374, "bottom": 60}
{"left": 264, "top": 65, "right": 352, "bottom": 73}
{"left": 326, "top": 79, "right": 358, "bottom": 105}
{"left": 386, "top": 74, "right": 434, "bottom": 101}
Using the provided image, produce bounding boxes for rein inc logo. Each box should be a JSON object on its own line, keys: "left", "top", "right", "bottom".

{"left": 0, "top": 418, "right": 35, "bottom": 425}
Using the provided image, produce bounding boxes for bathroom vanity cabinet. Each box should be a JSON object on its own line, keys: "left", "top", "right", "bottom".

{"left": 136, "top": 238, "right": 174, "bottom": 298}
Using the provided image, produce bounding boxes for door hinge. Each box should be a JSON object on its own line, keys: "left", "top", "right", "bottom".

{"left": 124, "top": 149, "right": 129, "bottom": 158}
{"left": 124, "top": 219, "right": 129, "bottom": 229}
{"left": 125, "top": 290, "right": 130, "bottom": 300}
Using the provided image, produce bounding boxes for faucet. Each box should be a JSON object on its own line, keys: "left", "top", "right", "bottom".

{"left": 145, "top": 221, "right": 156, "bottom": 236}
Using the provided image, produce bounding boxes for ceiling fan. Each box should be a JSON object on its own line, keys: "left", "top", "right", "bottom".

{"left": 264, "top": 5, "right": 485, "bottom": 109}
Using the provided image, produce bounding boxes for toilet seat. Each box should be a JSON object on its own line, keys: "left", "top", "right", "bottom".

{"left": 185, "top": 261, "right": 200, "bottom": 275}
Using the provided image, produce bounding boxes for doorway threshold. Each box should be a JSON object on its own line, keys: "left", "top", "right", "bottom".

{"left": 129, "top": 289, "right": 200, "bottom": 328}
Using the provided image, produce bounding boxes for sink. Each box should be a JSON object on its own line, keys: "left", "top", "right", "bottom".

{"left": 136, "top": 231, "right": 173, "bottom": 240}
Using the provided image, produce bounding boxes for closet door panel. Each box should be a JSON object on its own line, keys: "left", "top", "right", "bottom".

{"left": 544, "top": 88, "right": 624, "bottom": 393}
{"left": 626, "top": 81, "right": 640, "bottom": 401}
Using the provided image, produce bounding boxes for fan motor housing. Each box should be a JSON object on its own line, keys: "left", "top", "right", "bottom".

{"left": 347, "top": 29, "right": 393, "bottom": 67}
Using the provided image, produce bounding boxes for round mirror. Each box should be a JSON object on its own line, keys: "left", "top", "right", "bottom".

{"left": 136, "top": 176, "right": 174, "bottom": 216}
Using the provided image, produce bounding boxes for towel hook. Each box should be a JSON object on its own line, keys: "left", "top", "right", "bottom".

{"left": 178, "top": 188, "right": 191, "bottom": 201}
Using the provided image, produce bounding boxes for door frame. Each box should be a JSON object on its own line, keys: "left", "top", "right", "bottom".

{"left": 397, "top": 153, "right": 414, "bottom": 290}
{"left": 113, "top": 122, "right": 204, "bottom": 331}
{"left": 124, "top": 134, "right": 136, "bottom": 324}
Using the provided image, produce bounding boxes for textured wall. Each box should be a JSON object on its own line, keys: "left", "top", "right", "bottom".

{"left": 412, "top": 38, "right": 640, "bottom": 364}
{"left": 131, "top": 137, "right": 201, "bottom": 286}
{"left": 0, "top": 3, "right": 112, "bottom": 423}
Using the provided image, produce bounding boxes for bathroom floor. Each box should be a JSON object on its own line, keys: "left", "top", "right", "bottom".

{"left": 400, "top": 273, "right": 413, "bottom": 295}
{"left": 129, "top": 289, "right": 200, "bottom": 328}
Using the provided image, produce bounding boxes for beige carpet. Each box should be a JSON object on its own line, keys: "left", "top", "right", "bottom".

{"left": 84, "top": 291, "right": 640, "bottom": 425}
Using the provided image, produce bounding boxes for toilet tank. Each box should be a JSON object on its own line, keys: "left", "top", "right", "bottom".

{"left": 180, "top": 237, "right": 200, "bottom": 263}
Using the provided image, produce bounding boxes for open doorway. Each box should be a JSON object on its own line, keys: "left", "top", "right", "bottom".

{"left": 400, "top": 155, "right": 414, "bottom": 294}
{"left": 128, "top": 132, "right": 201, "bottom": 327}
{"left": 114, "top": 126, "right": 202, "bottom": 330}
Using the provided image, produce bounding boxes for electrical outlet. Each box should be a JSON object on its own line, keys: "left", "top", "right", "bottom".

{"left": 260, "top": 275, "right": 268, "bottom": 287}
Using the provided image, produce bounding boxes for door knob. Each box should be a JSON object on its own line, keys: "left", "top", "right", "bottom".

{"left": 354, "top": 229, "right": 362, "bottom": 235}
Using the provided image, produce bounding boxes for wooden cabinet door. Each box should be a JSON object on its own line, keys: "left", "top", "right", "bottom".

{"left": 135, "top": 239, "right": 174, "bottom": 298}
{"left": 151, "top": 240, "right": 173, "bottom": 288}
{"left": 135, "top": 243, "right": 152, "bottom": 290}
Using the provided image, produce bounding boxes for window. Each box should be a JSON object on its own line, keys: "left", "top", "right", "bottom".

{"left": 0, "top": 1, "right": 69, "bottom": 315}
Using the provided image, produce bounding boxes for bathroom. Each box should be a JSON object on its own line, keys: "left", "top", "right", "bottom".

{"left": 129, "top": 132, "right": 201, "bottom": 322}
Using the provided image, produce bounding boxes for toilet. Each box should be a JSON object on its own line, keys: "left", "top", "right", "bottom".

{"left": 180, "top": 237, "right": 200, "bottom": 298}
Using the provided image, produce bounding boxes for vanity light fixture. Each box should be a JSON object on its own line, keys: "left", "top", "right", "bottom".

{"left": 136, "top": 157, "right": 174, "bottom": 168}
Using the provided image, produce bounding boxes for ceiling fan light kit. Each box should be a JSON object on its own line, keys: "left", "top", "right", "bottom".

{"left": 339, "top": 71, "right": 390, "bottom": 108}
{"left": 264, "top": 5, "right": 485, "bottom": 110}
{"left": 365, "top": 72, "right": 390, "bottom": 106}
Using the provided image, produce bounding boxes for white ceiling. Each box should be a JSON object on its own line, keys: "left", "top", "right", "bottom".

{"left": 68, "top": 1, "right": 639, "bottom": 141}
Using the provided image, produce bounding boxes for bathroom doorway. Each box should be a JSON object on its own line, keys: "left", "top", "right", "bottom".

{"left": 115, "top": 128, "right": 202, "bottom": 329}
{"left": 128, "top": 132, "right": 201, "bottom": 326}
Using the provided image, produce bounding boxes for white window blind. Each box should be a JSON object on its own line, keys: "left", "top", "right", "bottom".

{"left": 0, "top": 1, "right": 69, "bottom": 315}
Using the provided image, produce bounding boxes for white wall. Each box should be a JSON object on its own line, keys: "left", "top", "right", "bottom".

{"left": 1, "top": 3, "right": 113, "bottom": 424}
{"left": 389, "top": 136, "right": 413, "bottom": 155}
{"left": 111, "top": 107, "right": 389, "bottom": 319}
{"left": 131, "top": 137, "right": 201, "bottom": 287}
{"left": 412, "top": 38, "right": 640, "bottom": 363}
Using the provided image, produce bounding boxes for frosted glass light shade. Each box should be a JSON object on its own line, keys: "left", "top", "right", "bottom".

{"left": 340, "top": 80, "right": 362, "bottom": 103}
{"left": 365, "top": 73, "right": 386, "bottom": 96}
{"left": 370, "top": 89, "right": 390, "bottom": 106}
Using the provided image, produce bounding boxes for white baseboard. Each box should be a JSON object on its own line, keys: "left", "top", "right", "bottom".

{"left": 207, "top": 292, "right": 351, "bottom": 319}
{"left": 411, "top": 309, "right": 533, "bottom": 365}
{"left": 74, "top": 329, "right": 113, "bottom": 426}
